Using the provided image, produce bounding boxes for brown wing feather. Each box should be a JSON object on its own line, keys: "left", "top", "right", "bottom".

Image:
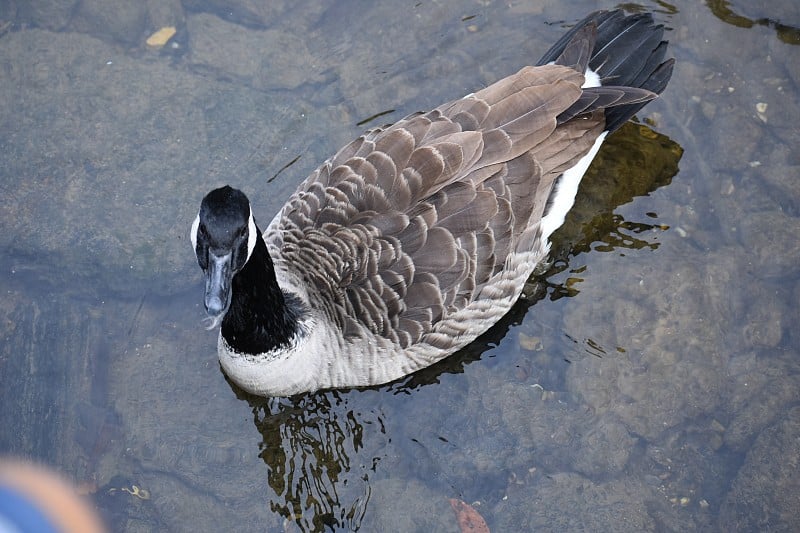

{"left": 272, "top": 63, "right": 611, "bottom": 346}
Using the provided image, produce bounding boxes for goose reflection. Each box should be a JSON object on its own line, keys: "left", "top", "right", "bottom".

{"left": 229, "top": 121, "right": 682, "bottom": 531}
{"left": 231, "top": 390, "right": 378, "bottom": 531}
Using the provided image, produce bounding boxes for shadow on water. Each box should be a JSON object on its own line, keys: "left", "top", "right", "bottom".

{"left": 224, "top": 121, "right": 683, "bottom": 531}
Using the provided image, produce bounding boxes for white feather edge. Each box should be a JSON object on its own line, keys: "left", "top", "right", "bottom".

{"left": 539, "top": 131, "right": 607, "bottom": 241}
{"left": 537, "top": 65, "right": 605, "bottom": 241}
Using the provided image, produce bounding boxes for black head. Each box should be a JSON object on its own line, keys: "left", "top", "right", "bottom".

{"left": 191, "top": 186, "right": 257, "bottom": 327}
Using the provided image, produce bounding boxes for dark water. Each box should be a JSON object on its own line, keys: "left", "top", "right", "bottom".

{"left": 1, "top": 1, "right": 798, "bottom": 531}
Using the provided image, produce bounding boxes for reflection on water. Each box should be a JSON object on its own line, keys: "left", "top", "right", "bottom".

{"left": 545, "top": 121, "right": 683, "bottom": 300}
{"left": 248, "top": 391, "right": 377, "bottom": 531}
{"left": 706, "top": 0, "right": 800, "bottom": 44}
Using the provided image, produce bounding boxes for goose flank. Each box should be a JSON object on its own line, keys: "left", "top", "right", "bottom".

{"left": 191, "top": 9, "right": 675, "bottom": 396}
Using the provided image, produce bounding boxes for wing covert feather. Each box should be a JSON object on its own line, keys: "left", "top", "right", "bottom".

{"left": 271, "top": 62, "right": 613, "bottom": 346}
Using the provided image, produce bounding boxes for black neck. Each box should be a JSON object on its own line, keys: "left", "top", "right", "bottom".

{"left": 221, "top": 229, "right": 298, "bottom": 354}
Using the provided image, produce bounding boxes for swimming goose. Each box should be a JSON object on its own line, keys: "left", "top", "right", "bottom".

{"left": 191, "top": 10, "right": 674, "bottom": 396}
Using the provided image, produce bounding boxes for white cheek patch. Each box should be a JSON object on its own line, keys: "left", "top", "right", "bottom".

{"left": 246, "top": 207, "right": 257, "bottom": 262}
{"left": 190, "top": 213, "right": 200, "bottom": 251}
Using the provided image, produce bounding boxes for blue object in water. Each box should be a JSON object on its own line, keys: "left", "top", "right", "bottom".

{"left": 0, "top": 486, "right": 59, "bottom": 533}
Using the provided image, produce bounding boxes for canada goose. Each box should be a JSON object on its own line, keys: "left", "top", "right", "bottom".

{"left": 191, "top": 10, "right": 674, "bottom": 396}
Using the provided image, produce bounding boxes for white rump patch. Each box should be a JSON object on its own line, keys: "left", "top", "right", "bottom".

{"left": 545, "top": 61, "right": 601, "bottom": 88}
{"left": 540, "top": 131, "right": 608, "bottom": 241}
{"left": 582, "top": 67, "right": 601, "bottom": 88}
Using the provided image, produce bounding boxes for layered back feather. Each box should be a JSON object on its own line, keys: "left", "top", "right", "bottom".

{"left": 265, "top": 10, "right": 673, "bottom": 352}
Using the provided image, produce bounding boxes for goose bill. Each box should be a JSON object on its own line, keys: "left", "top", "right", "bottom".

{"left": 204, "top": 251, "right": 233, "bottom": 325}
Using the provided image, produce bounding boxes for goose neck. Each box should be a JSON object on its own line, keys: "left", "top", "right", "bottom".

{"left": 221, "top": 233, "right": 297, "bottom": 355}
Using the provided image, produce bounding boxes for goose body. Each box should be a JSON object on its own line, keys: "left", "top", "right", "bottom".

{"left": 191, "top": 10, "right": 674, "bottom": 396}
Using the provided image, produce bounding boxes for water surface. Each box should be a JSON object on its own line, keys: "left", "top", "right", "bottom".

{"left": 1, "top": 0, "right": 798, "bottom": 531}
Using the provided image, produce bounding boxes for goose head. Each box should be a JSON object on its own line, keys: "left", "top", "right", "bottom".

{"left": 191, "top": 186, "right": 258, "bottom": 328}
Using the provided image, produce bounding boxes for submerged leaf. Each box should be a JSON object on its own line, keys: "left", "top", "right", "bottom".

{"left": 449, "top": 498, "right": 490, "bottom": 533}
{"left": 146, "top": 27, "right": 176, "bottom": 47}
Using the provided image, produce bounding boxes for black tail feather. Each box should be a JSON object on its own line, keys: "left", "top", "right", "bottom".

{"left": 539, "top": 9, "right": 674, "bottom": 133}
{"left": 548, "top": 21, "right": 596, "bottom": 73}
{"left": 603, "top": 58, "right": 674, "bottom": 132}
{"left": 536, "top": 10, "right": 618, "bottom": 67}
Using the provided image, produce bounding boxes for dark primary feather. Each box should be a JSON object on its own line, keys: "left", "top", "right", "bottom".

{"left": 266, "top": 10, "right": 673, "bottom": 350}
{"left": 538, "top": 10, "right": 674, "bottom": 132}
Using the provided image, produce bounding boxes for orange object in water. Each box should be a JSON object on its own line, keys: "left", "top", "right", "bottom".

{"left": 0, "top": 459, "right": 106, "bottom": 533}
{"left": 449, "top": 498, "right": 490, "bottom": 533}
